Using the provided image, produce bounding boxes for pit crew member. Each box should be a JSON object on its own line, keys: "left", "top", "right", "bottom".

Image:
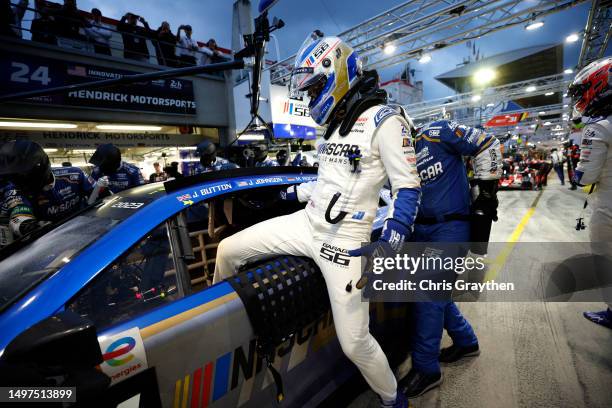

{"left": 401, "top": 119, "right": 501, "bottom": 398}
{"left": 193, "top": 140, "right": 238, "bottom": 173}
{"left": 214, "top": 32, "right": 421, "bottom": 408}
{"left": 1, "top": 141, "right": 98, "bottom": 226}
{"left": 89, "top": 143, "right": 145, "bottom": 193}
{"left": 253, "top": 143, "right": 279, "bottom": 167}
{"left": 569, "top": 57, "right": 612, "bottom": 329}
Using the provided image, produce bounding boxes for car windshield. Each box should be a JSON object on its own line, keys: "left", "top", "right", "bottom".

{"left": 0, "top": 215, "right": 119, "bottom": 312}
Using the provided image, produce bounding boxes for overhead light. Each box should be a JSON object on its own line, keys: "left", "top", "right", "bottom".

{"left": 538, "top": 111, "right": 546, "bottom": 115}
{"left": 43, "top": 148, "right": 58, "bottom": 153}
{"left": 525, "top": 21, "right": 544, "bottom": 30}
{"left": 544, "top": 121, "right": 552, "bottom": 125}
{"left": 383, "top": 43, "right": 396, "bottom": 55}
{"left": 565, "top": 33, "right": 579, "bottom": 43}
{"left": 96, "top": 124, "right": 162, "bottom": 131}
{"left": 72, "top": 149, "right": 97, "bottom": 153}
{"left": 564, "top": 69, "right": 573, "bottom": 74}
{"left": 471, "top": 94, "right": 482, "bottom": 102}
{"left": 418, "top": 53, "right": 432, "bottom": 63}
{"left": 525, "top": 85, "right": 536, "bottom": 92}
{"left": 545, "top": 92, "right": 554, "bottom": 96}
{"left": 563, "top": 104, "right": 569, "bottom": 108}
{"left": 531, "top": 124, "right": 537, "bottom": 128}
{"left": 486, "top": 103, "right": 495, "bottom": 107}
{"left": 179, "top": 146, "right": 198, "bottom": 150}
{"left": 473, "top": 68, "right": 496, "bottom": 85}
{"left": 0, "top": 121, "right": 77, "bottom": 129}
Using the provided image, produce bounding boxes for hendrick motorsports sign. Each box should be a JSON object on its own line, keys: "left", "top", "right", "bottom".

{"left": 0, "top": 52, "right": 196, "bottom": 114}
{"left": 0, "top": 130, "right": 203, "bottom": 148}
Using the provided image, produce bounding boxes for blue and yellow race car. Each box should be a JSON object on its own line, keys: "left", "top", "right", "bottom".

{"left": 0, "top": 167, "right": 410, "bottom": 407}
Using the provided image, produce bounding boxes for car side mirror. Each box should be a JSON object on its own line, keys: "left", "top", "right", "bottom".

{"left": 2, "top": 310, "right": 102, "bottom": 368}
{"left": 0, "top": 311, "right": 110, "bottom": 402}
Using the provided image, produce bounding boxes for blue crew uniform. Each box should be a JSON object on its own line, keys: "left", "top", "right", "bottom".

{"left": 29, "top": 167, "right": 94, "bottom": 223}
{"left": 412, "top": 119, "right": 500, "bottom": 374}
{"left": 254, "top": 158, "right": 279, "bottom": 167}
{"left": 91, "top": 161, "right": 145, "bottom": 193}
{"left": 194, "top": 157, "right": 238, "bottom": 174}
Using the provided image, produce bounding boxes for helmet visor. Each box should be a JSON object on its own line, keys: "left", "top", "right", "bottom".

{"left": 289, "top": 32, "right": 325, "bottom": 95}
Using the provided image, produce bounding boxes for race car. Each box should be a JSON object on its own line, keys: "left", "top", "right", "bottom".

{"left": 498, "top": 157, "right": 537, "bottom": 190}
{"left": 0, "top": 167, "right": 411, "bottom": 407}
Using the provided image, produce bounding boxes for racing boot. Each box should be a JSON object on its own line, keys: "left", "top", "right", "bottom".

{"left": 399, "top": 368, "right": 442, "bottom": 399}
{"left": 439, "top": 343, "right": 480, "bottom": 363}
{"left": 380, "top": 391, "right": 409, "bottom": 408}
{"left": 583, "top": 308, "right": 612, "bottom": 329}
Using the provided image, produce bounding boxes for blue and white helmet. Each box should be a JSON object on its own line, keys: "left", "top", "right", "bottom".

{"left": 289, "top": 31, "right": 362, "bottom": 125}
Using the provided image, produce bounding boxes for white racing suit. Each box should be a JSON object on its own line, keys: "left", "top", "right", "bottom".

{"left": 575, "top": 115, "right": 612, "bottom": 309}
{"left": 214, "top": 105, "right": 421, "bottom": 400}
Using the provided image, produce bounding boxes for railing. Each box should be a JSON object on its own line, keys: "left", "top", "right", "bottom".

{"left": 6, "top": 3, "right": 233, "bottom": 72}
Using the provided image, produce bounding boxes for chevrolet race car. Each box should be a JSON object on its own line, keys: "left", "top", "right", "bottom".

{"left": 0, "top": 167, "right": 409, "bottom": 407}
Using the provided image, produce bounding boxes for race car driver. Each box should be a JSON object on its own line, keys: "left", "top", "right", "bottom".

{"left": 214, "top": 32, "right": 421, "bottom": 408}
{"left": 193, "top": 140, "right": 238, "bottom": 173}
{"left": 400, "top": 119, "right": 501, "bottom": 398}
{"left": 89, "top": 143, "right": 145, "bottom": 193}
{"left": 568, "top": 57, "right": 612, "bottom": 329}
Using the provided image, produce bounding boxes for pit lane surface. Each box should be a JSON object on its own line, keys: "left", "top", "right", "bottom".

{"left": 341, "top": 177, "right": 612, "bottom": 408}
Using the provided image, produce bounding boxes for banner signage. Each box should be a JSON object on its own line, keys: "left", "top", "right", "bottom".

{"left": 0, "top": 52, "right": 196, "bottom": 114}
{"left": 0, "top": 130, "right": 203, "bottom": 148}
{"left": 485, "top": 112, "right": 529, "bottom": 127}
{"left": 269, "top": 85, "right": 317, "bottom": 139}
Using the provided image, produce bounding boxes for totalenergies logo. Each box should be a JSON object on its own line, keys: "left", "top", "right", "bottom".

{"left": 103, "top": 336, "right": 136, "bottom": 367}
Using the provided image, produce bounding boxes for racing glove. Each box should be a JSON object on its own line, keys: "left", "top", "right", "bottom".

{"left": 348, "top": 218, "right": 410, "bottom": 258}
{"left": 471, "top": 179, "right": 499, "bottom": 221}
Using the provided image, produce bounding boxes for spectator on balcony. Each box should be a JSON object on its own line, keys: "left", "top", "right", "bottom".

{"left": 30, "top": 1, "right": 57, "bottom": 45}
{"left": 200, "top": 38, "right": 230, "bottom": 66}
{"left": 155, "top": 21, "right": 178, "bottom": 66}
{"left": 85, "top": 8, "right": 112, "bottom": 55}
{"left": 1, "top": 0, "right": 28, "bottom": 38}
{"left": 176, "top": 25, "right": 199, "bottom": 66}
{"left": 118, "top": 12, "right": 152, "bottom": 63}
{"left": 53, "top": 0, "right": 88, "bottom": 41}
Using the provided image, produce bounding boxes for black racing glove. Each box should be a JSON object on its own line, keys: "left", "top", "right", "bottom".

{"left": 472, "top": 179, "right": 499, "bottom": 221}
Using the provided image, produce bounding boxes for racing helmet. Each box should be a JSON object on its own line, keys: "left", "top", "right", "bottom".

{"left": 568, "top": 57, "right": 612, "bottom": 118}
{"left": 289, "top": 31, "right": 362, "bottom": 125}
{"left": 196, "top": 140, "right": 217, "bottom": 167}
{"left": 0, "top": 140, "right": 52, "bottom": 193}
{"left": 89, "top": 143, "right": 121, "bottom": 175}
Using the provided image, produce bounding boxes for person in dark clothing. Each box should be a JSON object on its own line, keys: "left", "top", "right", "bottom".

{"left": 155, "top": 21, "right": 178, "bottom": 66}
{"left": 52, "top": 0, "right": 88, "bottom": 41}
{"left": 164, "top": 162, "right": 183, "bottom": 179}
{"left": 0, "top": 0, "right": 17, "bottom": 37}
{"left": 31, "top": 1, "right": 58, "bottom": 45}
{"left": 117, "top": 12, "right": 152, "bottom": 62}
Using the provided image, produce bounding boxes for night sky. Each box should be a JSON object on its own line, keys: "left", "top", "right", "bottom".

{"left": 68, "top": 0, "right": 601, "bottom": 99}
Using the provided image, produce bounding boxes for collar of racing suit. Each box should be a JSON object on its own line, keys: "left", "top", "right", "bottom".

{"left": 323, "top": 70, "right": 388, "bottom": 140}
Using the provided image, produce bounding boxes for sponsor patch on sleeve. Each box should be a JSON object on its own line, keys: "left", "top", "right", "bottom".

{"left": 374, "top": 106, "right": 397, "bottom": 127}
